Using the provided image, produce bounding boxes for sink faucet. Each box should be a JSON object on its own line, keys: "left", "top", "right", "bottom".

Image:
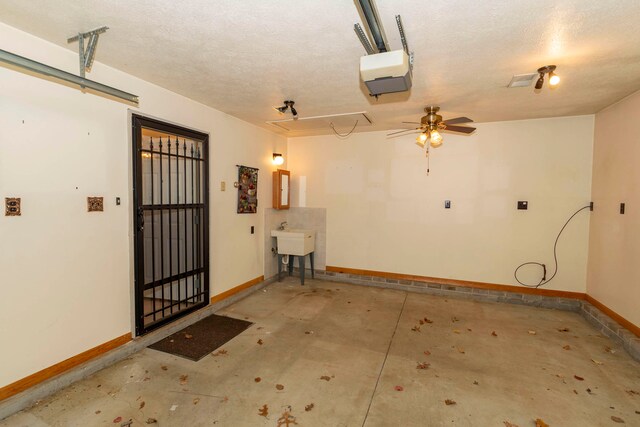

{"left": 278, "top": 221, "right": 287, "bottom": 230}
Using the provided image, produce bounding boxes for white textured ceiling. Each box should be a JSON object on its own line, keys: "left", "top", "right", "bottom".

{"left": 1, "top": 0, "right": 640, "bottom": 136}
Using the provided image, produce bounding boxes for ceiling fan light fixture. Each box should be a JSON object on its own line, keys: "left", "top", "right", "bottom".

{"left": 430, "top": 129, "right": 443, "bottom": 146}
{"left": 415, "top": 132, "right": 428, "bottom": 148}
{"left": 535, "top": 73, "right": 544, "bottom": 89}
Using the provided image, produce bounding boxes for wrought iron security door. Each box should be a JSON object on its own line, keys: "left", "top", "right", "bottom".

{"left": 132, "top": 115, "right": 209, "bottom": 335}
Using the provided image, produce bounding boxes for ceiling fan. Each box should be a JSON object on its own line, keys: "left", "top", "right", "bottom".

{"left": 387, "top": 106, "right": 476, "bottom": 149}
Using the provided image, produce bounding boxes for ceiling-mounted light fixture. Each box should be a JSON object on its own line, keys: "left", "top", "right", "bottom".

{"left": 274, "top": 100, "right": 298, "bottom": 120}
{"left": 429, "top": 129, "right": 443, "bottom": 147}
{"left": 535, "top": 65, "right": 560, "bottom": 90}
{"left": 415, "top": 132, "right": 428, "bottom": 148}
{"left": 272, "top": 153, "right": 284, "bottom": 166}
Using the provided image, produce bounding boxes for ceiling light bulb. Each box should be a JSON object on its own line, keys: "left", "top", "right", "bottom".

{"left": 272, "top": 153, "right": 284, "bottom": 165}
{"left": 415, "top": 135, "right": 426, "bottom": 148}
{"left": 549, "top": 72, "right": 560, "bottom": 86}
{"left": 430, "top": 129, "right": 443, "bottom": 146}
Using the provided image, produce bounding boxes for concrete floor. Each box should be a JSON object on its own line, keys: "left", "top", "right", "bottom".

{"left": 2, "top": 278, "right": 639, "bottom": 426}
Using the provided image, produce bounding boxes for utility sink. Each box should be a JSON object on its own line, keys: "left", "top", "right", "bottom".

{"left": 271, "top": 229, "right": 316, "bottom": 256}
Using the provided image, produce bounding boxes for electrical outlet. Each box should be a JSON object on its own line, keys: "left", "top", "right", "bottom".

{"left": 517, "top": 201, "right": 528, "bottom": 210}
{"left": 5, "top": 197, "right": 21, "bottom": 216}
{"left": 444, "top": 200, "right": 451, "bottom": 209}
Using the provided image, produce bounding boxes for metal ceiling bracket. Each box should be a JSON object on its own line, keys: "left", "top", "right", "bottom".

{"left": 67, "top": 26, "right": 109, "bottom": 79}
{"left": 395, "top": 15, "right": 409, "bottom": 55}
{"left": 354, "top": 23, "right": 375, "bottom": 55}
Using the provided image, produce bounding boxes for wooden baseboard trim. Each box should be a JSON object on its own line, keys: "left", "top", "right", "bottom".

{"left": 0, "top": 332, "right": 131, "bottom": 402}
{"left": 210, "top": 275, "right": 264, "bottom": 305}
{"left": 325, "top": 266, "right": 586, "bottom": 300}
{"left": 585, "top": 295, "right": 640, "bottom": 337}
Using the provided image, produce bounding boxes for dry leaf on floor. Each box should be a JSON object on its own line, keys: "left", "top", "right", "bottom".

{"left": 193, "top": 398, "right": 200, "bottom": 405}
{"left": 257, "top": 339, "right": 264, "bottom": 345}
{"left": 161, "top": 365, "right": 168, "bottom": 371}
{"left": 635, "top": 410, "right": 640, "bottom": 414}
{"left": 457, "top": 347, "right": 465, "bottom": 354}
{"left": 473, "top": 381, "right": 479, "bottom": 385}
{"left": 604, "top": 346, "right": 616, "bottom": 354}
{"left": 416, "top": 362, "right": 430, "bottom": 370}
{"left": 277, "top": 408, "right": 298, "bottom": 426}
{"left": 305, "top": 403, "right": 314, "bottom": 412}
{"left": 394, "top": 385, "right": 404, "bottom": 391}
{"left": 503, "top": 422, "right": 519, "bottom": 427}
{"left": 320, "top": 375, "right": 331, "bottom": 381}
{"left": 113, "top": 417, "right": 122, "bottom": 423}
{"left": 586, "top": 388, "right": 594, "bottom": 395}
{"left": 411, "top": 325, "right": 421, "bottom": 332}
{"left": 258, "top": 404, "right": 269, "bottom": 417}
{"left": 574, "top": 375, "right": 584, "bottom": 381}
{"left": 491, "top": 331, "right": 498, "bottom": 337}
{"left": 573, "top": 389, "right": 578, "bottom": 394}
{"left": 146, "top": 418, "right": 157, "bottom": 424}
{"left": 179, "top": 374, "right": 188, "bottom": 385}
{"left": 591, "top": 359, "right": 603, "bottom": 365}
{"left": 184, "top": 333, "right": 193, "bottom": 339}
{"left": 276, "top": 384, "right": 284, "bottom": 390}
{"left": 424, "top": 350, "right": 431, "bottom": 356}
{"left": 419, "top": 319, "right": 425, "bottom": 325}
{"left": 254, "top": 377, "right": 261, "bottom": 383}
{"left": 626, "top": 389, "right": 638, "bottom": 396}
{"left": 304, "top": 331, "right": 313, "bottom": 334}
{"left": 444, "top": 399, "right": 456, "bottom": 405}
{"left": 424, "top": 317, "right": 433, "bottom": 324}
{"left": 535, "top": 419, "right": 549, "bottom": 427}
{"left": 563, "top": 345, "right": 571, "bottom": 350}
{"left": 528, "top": 330, "right": 537, "bottom": 335}
{"left": 451, "top": 316, "right": 459, "bottom": 323}
{"left": 557, "top": 327, "right": 570, "bottom": 332}
{"left": 212, "top": 349, "right": 228, "bottom": 356}
{"left": 453, "top": 329, "right": 461, "bottom": 334}
{"left": 611, "top": 415, "right": 625, "bottom": 423}
{"left": 139, "top": 401, "right": 145, "bottom": 409}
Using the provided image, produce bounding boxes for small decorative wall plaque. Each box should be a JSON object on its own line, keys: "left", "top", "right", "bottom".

{"left": 236, "top": 165, "right": 259, "bottom": 214}
{"left": 5, "top": 197, "right": 21, "bottom": 216}
{"left": 87, "top": 196, "right": 104, "bottom": 212}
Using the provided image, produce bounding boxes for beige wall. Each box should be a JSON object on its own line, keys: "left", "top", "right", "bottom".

{"left": 587, "top": 90, "right": 640, "bottom": 328}
{"left": 288, "top": 116, "right": 594, "bottom": 292}
{"left": 0, "top": 23, "right": 286, "bottom": 387}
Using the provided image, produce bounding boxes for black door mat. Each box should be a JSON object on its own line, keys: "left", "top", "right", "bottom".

{"left": 148, "top": 314, "right": 253, "bottom": 361}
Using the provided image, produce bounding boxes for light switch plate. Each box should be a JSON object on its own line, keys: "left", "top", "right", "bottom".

{"left": 5, "top": 197, "right": 21, "bottom": 216}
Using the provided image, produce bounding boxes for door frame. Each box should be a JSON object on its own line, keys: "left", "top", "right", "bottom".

{"left": 131, "top": 113, "right": 210, "bottom": 336}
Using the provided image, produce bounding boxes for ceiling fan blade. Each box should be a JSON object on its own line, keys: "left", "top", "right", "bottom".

{"left": 402, "top": 121, "right": 422, "bottom": 124}
{"left": 442, "top": 125, "right": 476, "bottom": 134}
{"left": 387, "top": 128, "right": 420, "bottom": 136}
{"left": 442, "top": 117, "right": 474, "bottom": 125}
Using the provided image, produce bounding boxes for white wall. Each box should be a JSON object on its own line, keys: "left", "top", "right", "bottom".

{"left": 587, "top": 90, "right": 640, "bottom": 328}
{"left": 0, "top": 22, "right": 286, "bottom": 388}
{"left": 288, "top": 116, "right": 594, "bottom": 292}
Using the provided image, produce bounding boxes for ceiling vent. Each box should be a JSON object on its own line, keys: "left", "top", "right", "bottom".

{"left": 266, "top": 112, "right": 372, "bottom": 133}
{"left": 507, "top": 73, "right": 538, "bottom": 88}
